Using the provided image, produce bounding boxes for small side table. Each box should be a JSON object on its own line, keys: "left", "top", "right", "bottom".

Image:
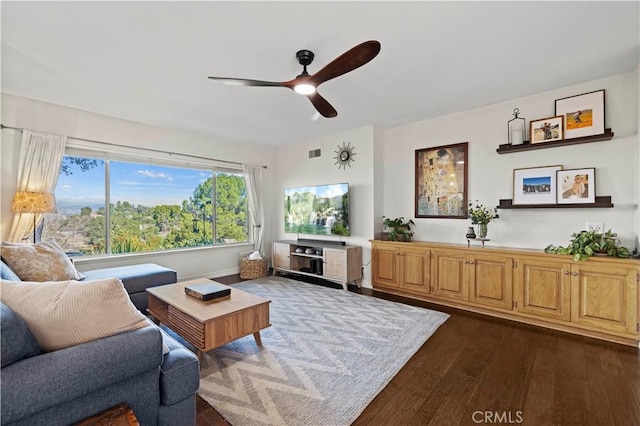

{"left": 467, "top": 238, "right": 490, "bottom": 248}
{"left": 75, "top": 403, "right": 138, "bottom": 426}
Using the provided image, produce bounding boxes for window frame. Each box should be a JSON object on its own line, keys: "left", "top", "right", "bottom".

{"left": 51, "top": 145, "right": 250, "bottom": 257}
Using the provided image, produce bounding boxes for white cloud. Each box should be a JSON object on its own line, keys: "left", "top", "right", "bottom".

{"left": 137, "top": 170, "right": 174, "bottom": 181}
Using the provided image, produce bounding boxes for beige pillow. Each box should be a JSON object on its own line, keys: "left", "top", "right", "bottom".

{"left": 0, "top": 240, "right": 83, "bottom": 281}
{"left": 0, "top": 277, "right": 149, "bottom": 352}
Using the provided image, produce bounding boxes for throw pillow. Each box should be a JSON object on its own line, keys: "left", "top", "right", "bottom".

{"left": 0, "top": 277, "right": 149, "bottom": 352}
{"left": 0, "top": 240, "right": 84, "bottom": 282}
{"left": 1, "top": 260, "right": 21, "bottom": 281}
{"left": 1, "top": 302, "right": 42, "bottom": 367}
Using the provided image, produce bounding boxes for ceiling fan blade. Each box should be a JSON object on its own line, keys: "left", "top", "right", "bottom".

{"left": 306, "top": 92, "right": 337, "bottom": 118}
{"left": 309, "top": 40, "right": 381, "bottom": 86}
{"left": 207, "top": 77, "right": 286, "bottom": 87}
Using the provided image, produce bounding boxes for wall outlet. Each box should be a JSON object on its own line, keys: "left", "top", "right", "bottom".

{"left": 585, "top": 222, "right": 604, "bottom": 233}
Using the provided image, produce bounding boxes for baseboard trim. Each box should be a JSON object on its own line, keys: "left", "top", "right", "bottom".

{"left": 180, "top": 267, "right": 240, "bottom": 282}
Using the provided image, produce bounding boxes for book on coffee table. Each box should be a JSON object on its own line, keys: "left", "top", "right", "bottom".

{"left": 184, "top": 282, "right": 231, "bottom": 301}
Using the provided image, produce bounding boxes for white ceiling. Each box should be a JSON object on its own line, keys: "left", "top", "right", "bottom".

{"left": 2, "top": 1, "right": 638, "bottom": 147}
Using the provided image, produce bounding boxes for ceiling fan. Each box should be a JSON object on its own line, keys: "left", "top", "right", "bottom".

{"left": 207, "top": 40, "right": 381, "bottom": 118}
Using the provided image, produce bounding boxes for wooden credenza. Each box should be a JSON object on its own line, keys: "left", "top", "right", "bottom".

{"left": 371, "top": 240, "right": 639, "bottom": 346}
{"left": 273, "top": 240, "right": 362, "bottom": 289}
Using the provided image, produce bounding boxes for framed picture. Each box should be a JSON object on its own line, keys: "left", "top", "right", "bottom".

{"left": 557, "top": 168, "right": 596, "bottom": 204}
{"left": 555, "top": 89, "right": 605, "bottom": 139}
{"left": 415, "top": 142, "right": 468, "bottom": 218}
{"left": 512, "top": 165, "right": 563, "bottom": 205}
{"left": 530, "top": 116, "right": 563, "bottom": 144}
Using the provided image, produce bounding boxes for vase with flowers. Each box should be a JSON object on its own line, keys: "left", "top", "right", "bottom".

{"left": 467, "top": 201, "right": 499, "bottom": 238}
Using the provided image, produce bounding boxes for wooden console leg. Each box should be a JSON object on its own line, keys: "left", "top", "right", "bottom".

{"left": 253, "top": 331, "right": 263, "bottom": 346}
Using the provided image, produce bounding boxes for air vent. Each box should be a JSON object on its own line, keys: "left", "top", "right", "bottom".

{"left": 308, "top": 148, "right": 321, "bottom": 159}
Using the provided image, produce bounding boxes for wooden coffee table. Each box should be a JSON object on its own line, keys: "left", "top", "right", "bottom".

{"left": 146, "top": 278, "right": 271, "bottom": 359}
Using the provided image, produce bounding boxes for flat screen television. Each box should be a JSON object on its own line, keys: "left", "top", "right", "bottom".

{"left": 284, "top": 183, "right": 350, "bottom": 236}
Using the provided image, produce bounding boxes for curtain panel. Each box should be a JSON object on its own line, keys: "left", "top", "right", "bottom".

{"left": 242, "top": 164, "right": 265, "bottom": 255}
{"left": 7, "top": 131, "right": 67, "bottom": 242}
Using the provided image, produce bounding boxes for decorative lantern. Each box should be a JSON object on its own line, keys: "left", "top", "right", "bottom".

{"left": 507, "top": 108, "right": 526, "bottom": 145}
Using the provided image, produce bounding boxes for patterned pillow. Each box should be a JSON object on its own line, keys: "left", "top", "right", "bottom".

{"left": 0, "top": 240, "right": 83, "bottom": 282}
{"left": 0, "top": 277, "right": 150, "bottom": 352}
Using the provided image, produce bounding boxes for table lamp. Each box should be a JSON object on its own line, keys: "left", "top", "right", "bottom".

{"left": 11, "top": 191, "right": 57, "bottom": 242}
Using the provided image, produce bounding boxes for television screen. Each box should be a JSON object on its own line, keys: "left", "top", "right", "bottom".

{"left": 284, "top": 183, "right": 350, "bottom": 236}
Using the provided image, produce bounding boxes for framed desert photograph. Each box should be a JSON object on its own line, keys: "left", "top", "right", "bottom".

{"left": 530, "top": 116, "right": 563, "bottom": 144}
{"left": 512, "top": 165, "right": 563, "bottom": 205}
{"left": 557, "top": 168, "right": 596, "bottom": 204}
{"left": 415, "top": 142, "right": 468, "bottom": 218}
{"left": 555, "top": 90, "right": 605, "bottom": 139}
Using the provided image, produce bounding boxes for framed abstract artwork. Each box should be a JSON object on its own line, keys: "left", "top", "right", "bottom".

{"left": 415, "top": 142, "right": 468, "bottom": 218}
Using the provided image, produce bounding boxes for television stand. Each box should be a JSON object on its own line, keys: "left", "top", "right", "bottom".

{"left": 272, "top": 240, "right": 362, "bottom": 289}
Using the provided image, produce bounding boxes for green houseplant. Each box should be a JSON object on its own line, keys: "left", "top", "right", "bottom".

{"left": 467, "top": 201, "right": 499, "bottom": 238}
{"left": 544, "top": 229, "right": 631, "bottom": 261}
{"left": 382, "top": 216, "right": 415, "bottom": 242}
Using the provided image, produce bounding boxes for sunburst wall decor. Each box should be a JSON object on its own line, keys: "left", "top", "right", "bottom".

{"left": 333, "top": 142, "right": 356, "bottom": 170}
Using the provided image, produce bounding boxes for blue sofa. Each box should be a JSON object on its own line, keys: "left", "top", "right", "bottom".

{"left": 80, "top": 263, "right": 177, "bottom": 312}
{"left": 0, "top": 261, "right": 200, "bottom": 426}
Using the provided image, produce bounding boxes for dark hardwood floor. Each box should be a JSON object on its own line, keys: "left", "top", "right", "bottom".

{"left": 196, "top": 274, "right": 640, "bottom": 426}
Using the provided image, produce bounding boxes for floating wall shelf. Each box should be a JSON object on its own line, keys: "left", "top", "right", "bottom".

{"left": 496, "top": 129, "right": 614, "bottom": 154}
{"left": 497, "top": 196, "right": 613, "bottom": 209}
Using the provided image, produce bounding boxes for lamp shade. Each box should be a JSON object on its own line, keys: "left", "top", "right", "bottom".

{"left": 11, "top": 191, "right": 57, "bottom": 214}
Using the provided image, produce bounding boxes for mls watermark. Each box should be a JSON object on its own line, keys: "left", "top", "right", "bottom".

{"left": 472, "top": 411, "right": 524, "bottom": 424}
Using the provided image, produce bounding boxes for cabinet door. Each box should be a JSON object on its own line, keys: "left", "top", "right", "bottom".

{"left": 431, "top": 249, "right": 468, "bottom": 301}
{"left": 372, "top": 246, "right": 400, "bottom": 288}
{"left": 468, "top": 254, "right": 513, "bottom": 310}
{"left": 516, "top": 257, "right": 571, "bottom": 322}
{"left": 571, "top": 264, "right": 638, "bottom": 335}
{"left": 273, "top": 242, "right": 291, "bottom": 270}
{"left": 324, "top": 248, "right": 346, "bottom": 281}
{"left": 399, "top": 247, "right": 430, "bottom": 295}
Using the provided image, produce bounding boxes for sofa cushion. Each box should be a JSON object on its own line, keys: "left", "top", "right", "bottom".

{"left": 1, "top": 302, "right": 41, "bottom": 367}
{"left": 82, "top": 263, "right": 177, "bottom": 295}
{"left": 158, "top": 328, "right": 200, "bottom": 405}
{"left": 1, "top": 259, "right": 21, "bottom": 281}
{"left": 0, "top": 240, "right": 83, "bottom": 281}
{"left": 0, "top": 277, "right": 149, "bottom": 352}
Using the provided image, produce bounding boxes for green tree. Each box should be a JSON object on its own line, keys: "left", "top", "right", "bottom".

{"left": 152, "top": 205, "right": 182, "bottom": 233}
{"left": 187, "top": 177, "right": 214, "bottom": 245}
{"left": 60, "top": 156, "right": 103, "bottom": 176}
{"left": 215, "top": 173, "right": 247, "bottom": 243}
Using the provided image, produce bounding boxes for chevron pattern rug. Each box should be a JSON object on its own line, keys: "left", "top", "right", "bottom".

{"left": 196, "top": 276, "right": 449, "bottom": 426}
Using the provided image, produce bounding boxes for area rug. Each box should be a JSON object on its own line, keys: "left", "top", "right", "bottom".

{"left": 196, "top": 276, "right": 449, "bottom": 426}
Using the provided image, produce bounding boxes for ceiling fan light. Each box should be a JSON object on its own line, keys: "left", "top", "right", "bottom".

{"left": 294, "top": 83, "right": 316, "bottom": 95}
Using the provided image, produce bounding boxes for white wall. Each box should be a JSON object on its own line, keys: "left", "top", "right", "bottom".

{"left": 274, "top": 126, "right": 375, "bottom": 286}
{"left": 382, "top": 71, "right": 639, "bottom": 250}
{"left": 0, "top": 93, "right": 278, "bottom": 280}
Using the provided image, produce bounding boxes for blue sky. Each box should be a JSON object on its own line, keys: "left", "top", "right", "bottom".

{"left": 284, "top": 183, "right": 348, "bottom": 199}
{"left": 55, "top": 159, "right": 211, "bottom": 213}
{"left": 522, "top": 176, "right": 550, "bottom": 186}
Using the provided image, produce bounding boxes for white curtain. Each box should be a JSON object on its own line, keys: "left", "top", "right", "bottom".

{"left": 242, "top": 163, "right": 265, "bottom": 255}
{"left": 7, "top": 131, "right": 67, "bottom": 242}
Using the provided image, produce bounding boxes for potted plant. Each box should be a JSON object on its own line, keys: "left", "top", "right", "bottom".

{"left": 467, "top": 201, "right": 499, "bottom": 238}
{"left": 381, "top": 216, "right": 415, "bottom": 242}
{"left": 544, "top": 229, "right": 631, "bottom": 261}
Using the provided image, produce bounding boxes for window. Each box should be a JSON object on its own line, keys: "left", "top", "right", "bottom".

{"left": 43, "top": 155, "right": 248, "bottom": 255}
